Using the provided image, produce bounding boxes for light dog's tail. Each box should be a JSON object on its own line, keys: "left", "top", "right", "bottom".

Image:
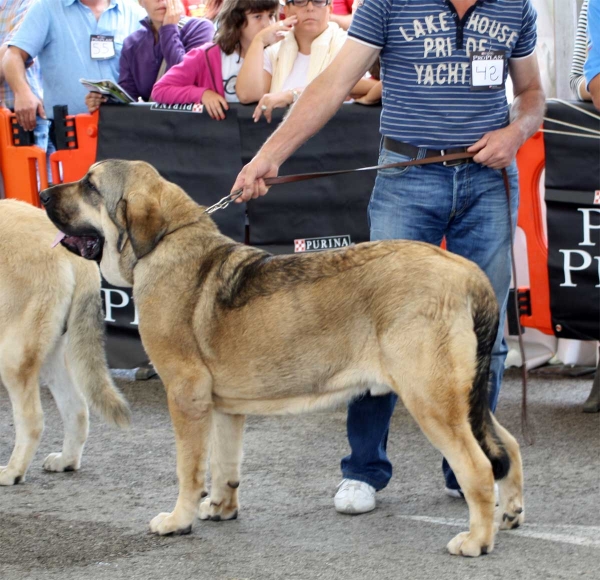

{"left": 469, "top": 284, "right": 510, "bottom": 480}
{"left": 65, "top": 268, "right": 131, "bottom": 428}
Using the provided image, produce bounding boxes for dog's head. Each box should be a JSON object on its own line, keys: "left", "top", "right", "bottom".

{"left": 41, "top": 159, "right": 203, "bottom": 288}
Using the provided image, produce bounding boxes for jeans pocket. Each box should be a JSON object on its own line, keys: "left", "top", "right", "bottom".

{"left": 377, "top": 147, "right": 413, "bottom": 177}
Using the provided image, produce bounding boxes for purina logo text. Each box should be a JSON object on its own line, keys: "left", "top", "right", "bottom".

{"left": 294, "top": 235, "right": 352, "bottom": 253}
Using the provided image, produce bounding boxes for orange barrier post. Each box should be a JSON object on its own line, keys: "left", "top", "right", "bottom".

{"left": 49, "top": 111, "right": 98, "bottom": 184}
{"left": 0, "top": 107, "right": 48, "bottom": 206}
{"left": 515, "top": 130, "right": 553, "bottom": 335}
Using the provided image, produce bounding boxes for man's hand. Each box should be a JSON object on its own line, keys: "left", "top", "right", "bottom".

{"left": 85, "top": 91, "right": 107, "bottom": 113}
{"left": 252, "top": 91, "right": 294, "bottom": 123}
{"left": 231, "top": 153, "right": 280, "bottom": 202}
{"left": 468, "top": 124, "right": 523, "bottom": 169}
{"left": 201, "top": 90, "right": 229, "bottom": 120}
{"left": 164, "top": 0, "right": 184, "bottom": 26}
{"left": 14, "top": 89, "right": 45, "bottom": 131}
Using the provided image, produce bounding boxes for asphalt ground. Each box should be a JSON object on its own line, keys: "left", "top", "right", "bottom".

{"left": 0, "top": 368, "right": 598, "bottom": 580}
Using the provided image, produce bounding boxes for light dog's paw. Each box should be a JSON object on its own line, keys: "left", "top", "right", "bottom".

{"left": 198, "top": 496, "right": 238, "bottom": 522}
{"left": 0, "top": 466, "right": 25, "bottom": 486}
{"left": 447, "top": 531, "right": 493, "bottom": 557}
{"left": 149, "top": 512, "right": 194, "bottom": 536}
{"left": 43, "top": 453, "right": 80, "bottom": 473}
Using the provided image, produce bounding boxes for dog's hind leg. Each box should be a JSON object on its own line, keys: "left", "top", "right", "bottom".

{"left": 41, "top": 336, "right": 89, "bottom": 473}
{"left": 0, "top": 354, "right": 44, "bottom": 485}
{"left": 150, "top": 366, "right": 213, "bottom": 536}
{"left": 199, "top": 411, "right": 245, "bottom": 522}
{"left": 396, "top": 380, "right": 497, "bottom": 557}
{"left": 490, "top": 415, "right": 525, "bottom": 530}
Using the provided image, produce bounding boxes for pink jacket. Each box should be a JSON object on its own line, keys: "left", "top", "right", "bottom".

{"left": 151, "top": 42, "right": 224, "bottom": 104}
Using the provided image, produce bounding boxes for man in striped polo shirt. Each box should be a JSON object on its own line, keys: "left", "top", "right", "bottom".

{"left": 233, "top": 0, "right": 545, "bottom": 513}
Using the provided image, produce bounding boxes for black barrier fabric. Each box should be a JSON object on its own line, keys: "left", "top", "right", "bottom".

{"left": 238, "top": 104, "right": 380, "bottom": 253}
{"left": 94, "top": 103, "right": 383, "bottom": 367}
{"left": 96, "top": 103, "right": 246, "bottom": 241}
{"left": 544, "top": 101, "right": 600, "bottom": 340}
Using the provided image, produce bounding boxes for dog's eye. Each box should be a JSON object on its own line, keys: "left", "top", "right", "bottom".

{"left": 84, "top": 176, "right": 99, "bottom": 194}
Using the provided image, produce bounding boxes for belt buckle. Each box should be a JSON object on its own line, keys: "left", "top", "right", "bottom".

{"left": 441, "top": 149, "right": 464, "bottom": 167}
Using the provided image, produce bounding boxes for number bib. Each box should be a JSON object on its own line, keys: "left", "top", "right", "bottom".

{"left": 470, "top": 50, "right": 506, "bottom": 91}
{"left": 90, "top": 35, "right": 116, "bottom": 60}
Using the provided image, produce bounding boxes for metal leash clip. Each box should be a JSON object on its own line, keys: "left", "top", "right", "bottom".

{"left": 204, "top": 188, "right": 244, "bottom": 215}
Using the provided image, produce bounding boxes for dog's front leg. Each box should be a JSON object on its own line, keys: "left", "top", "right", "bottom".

{"left": 150, "top": 373, "right": 213, "bottom": 536}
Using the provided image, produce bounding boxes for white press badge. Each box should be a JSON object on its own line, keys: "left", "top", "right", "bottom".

{"left": 90, "top": 35, "right": 116, "bottom": 60}
{"left": 470, "top": 50, "right": 506, "bottom": 90}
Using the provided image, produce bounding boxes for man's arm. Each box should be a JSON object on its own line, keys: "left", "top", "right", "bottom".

{"left": 468, "top": 52, "right": 545, "bottom": 169}
{"left": 233, "top": 38, "right": 380, "bottom": 200}
{"left": 585, "top": 0, "right": 600, "bottom": 110}
{"left": 3, "top": 45, "right": 45, "bottom": 130}
{"left": 0, "top": 45, "right": 8, "bottom": 84}
{"left": 589, "top": 74, "right": 600, "bottom": 110}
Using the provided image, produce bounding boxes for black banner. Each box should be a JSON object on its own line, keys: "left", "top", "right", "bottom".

{"left": 544, "top": 101, "right": 600, "bottom": 340}
{"left": 95, "top": 103, "right": 382, "bottom": 367}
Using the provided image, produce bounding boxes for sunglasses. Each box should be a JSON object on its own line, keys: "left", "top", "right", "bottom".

{"left": 286, "top": 0, "right": 331, "bottom": 6}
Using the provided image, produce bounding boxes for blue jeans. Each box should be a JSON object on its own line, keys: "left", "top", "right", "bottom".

{"left": 340, "top": 144, "right": 519, "bottom": 491}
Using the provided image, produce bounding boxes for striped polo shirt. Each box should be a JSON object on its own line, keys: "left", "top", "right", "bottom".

{"left": 348, "top": 0, "right": 538, "bottom": 148}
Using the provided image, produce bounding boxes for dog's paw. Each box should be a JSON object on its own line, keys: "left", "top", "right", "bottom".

{"left": 149, "top": 512, "right": 194, "bottom": 536}
{"left": 0, "top": 466, "right": 25, "bottom": 486}
{"left": 43, "top": 453, "right": 80, "bottom": 473}
{"left": 447, "top": 531, "right": 494, "bottom": 557}
{"left": 198, "top": 496, "right": 238, "bottom": 522}
{"left": 499, "top": 505, "right": 524, "bottom": 530}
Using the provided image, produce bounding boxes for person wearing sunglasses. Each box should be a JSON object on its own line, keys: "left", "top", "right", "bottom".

{"left": 236, "top": 0, "right": 374, "bottom": 121}
{"left": 233, "top": 0, "right": 545, "bottom": 518}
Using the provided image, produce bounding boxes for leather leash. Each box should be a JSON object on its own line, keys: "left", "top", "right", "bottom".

{"left": 205, "top": 151, "right": 476, "bottom": 214}
{"left": 207, "top": 151, "right": 532, "bottom": 443}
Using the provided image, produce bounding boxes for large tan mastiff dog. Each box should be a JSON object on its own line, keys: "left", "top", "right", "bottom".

{"left": 0, "top": 200, "right": 130, "bottom": 486}
{"left": 41, "top": 159, "right": 524, "bottom": 557}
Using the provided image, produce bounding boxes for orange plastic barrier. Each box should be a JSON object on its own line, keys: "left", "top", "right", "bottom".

{"left": 515, "top": 130, "right": 553, "bottom": 335}
{"left": 0, "top": 107, "right": 48, "bottom": 206}
{"left": 49, "top": 111, "right": 98, "bottom": 184}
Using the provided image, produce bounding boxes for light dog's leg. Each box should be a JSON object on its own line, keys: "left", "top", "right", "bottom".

{"left": 0, "top": 366, "right": 44, "bottom": 485}
{"left": 491, "top": 416, "right": 525, "bottom": 530}
{"left": 150, "top": 370, "right": 213, "bottom": 536}
{"left": 42, "top": 338, "right": 89, "bottom": 473}
{"left": 199, "top": 411, "right": 245, "bottom": 522}
{"left": 400, "top": 388, "right": 496, "bottom": 557}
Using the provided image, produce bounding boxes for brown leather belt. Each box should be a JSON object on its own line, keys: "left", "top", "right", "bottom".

{"left": 382, "top": 136, "right": 472, "bottom": 167}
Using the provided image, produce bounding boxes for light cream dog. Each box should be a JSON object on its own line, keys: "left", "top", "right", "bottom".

{"left": 0, "top": 200, "right": 130, "bottom": 485}
{"left": 41, "top": 160, "right": 524, "bottom": 557}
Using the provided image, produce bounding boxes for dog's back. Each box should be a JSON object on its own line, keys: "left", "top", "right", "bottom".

{"left": 0, "top": 200, "right": 129, "bottom": 485}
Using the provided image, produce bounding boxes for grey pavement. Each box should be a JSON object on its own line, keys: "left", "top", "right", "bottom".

{"left": 0, "top": 368, "right": 598, "bottom": 580}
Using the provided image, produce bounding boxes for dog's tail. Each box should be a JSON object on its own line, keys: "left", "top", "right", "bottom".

{"left": 65, "top": 266, "right": 131, "bottom": 429}
{"left": 468, "top": 283, "right": 510, "bottom": 480}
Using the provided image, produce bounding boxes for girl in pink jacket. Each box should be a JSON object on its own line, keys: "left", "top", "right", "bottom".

{"left": 151, "top": 0, "right": 295, "bottom": 120}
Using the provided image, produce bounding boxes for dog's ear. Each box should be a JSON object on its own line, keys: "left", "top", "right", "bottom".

{"left": 122, "top": 190, "right": 167, "bottom": 259}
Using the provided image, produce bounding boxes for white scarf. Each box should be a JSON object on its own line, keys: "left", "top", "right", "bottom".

{"left": 266, "top": 22, "right": 347, "bottom": 93}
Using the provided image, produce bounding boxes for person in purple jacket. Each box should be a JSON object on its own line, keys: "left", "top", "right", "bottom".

{"left": 86, "top": 0, "right": 214, "bottom": 111}
{"left": 152, "top": 0, "right": 294, "bottom": 120}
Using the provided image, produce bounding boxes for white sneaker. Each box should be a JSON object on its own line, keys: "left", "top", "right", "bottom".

{"left": 445, "top": 483, "right": 500, "bottom": 504}
{"left": 334, "top": 479, "right": 376, "bottom": 514}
